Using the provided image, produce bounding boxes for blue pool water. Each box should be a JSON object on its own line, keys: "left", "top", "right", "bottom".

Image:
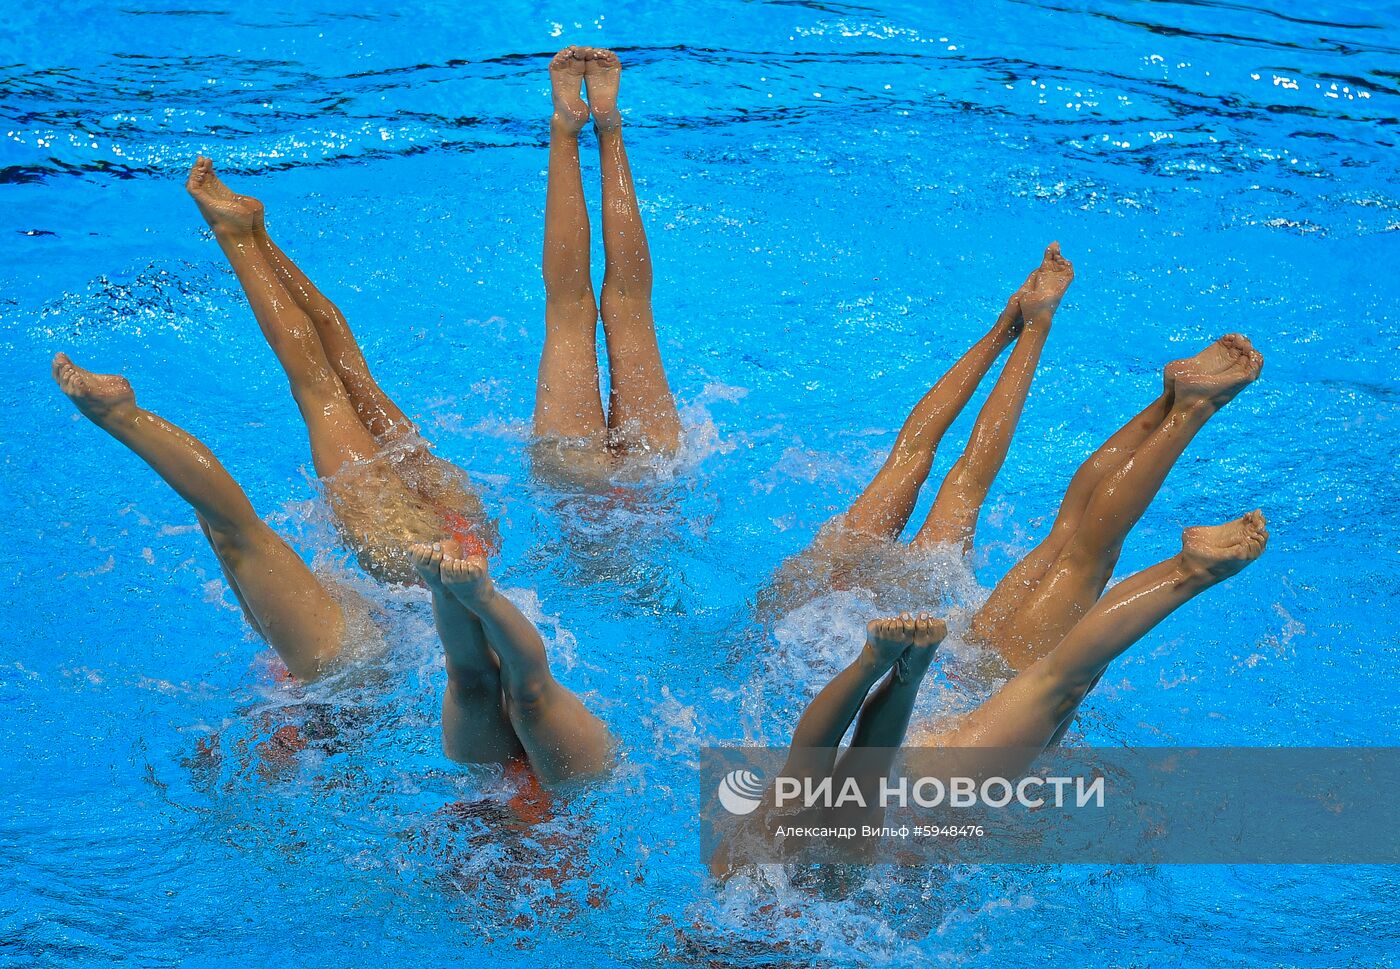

{"left": 3, "top": 1, "right": 1398, "bottom": 965}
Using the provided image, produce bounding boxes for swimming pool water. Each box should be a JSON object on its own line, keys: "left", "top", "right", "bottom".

{"left": 2, "top": 1, "right": 1398, "bottom": 966}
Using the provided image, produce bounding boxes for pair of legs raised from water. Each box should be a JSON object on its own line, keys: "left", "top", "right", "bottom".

{"left": 970, "top": 333, "right": 1262, "bottom": 669}
{"left": 184, "top": 157, "right": 489, "bottom": 585}
{"left": 714, "top": 510, "right": 1268, "bottom": 878}
{"left": 757, "top": 243, "right": 1073, "bottom": 614}
{"left": 408, "top": 542, "right": 613, "bottom": 783}
{"left": 841, "top": 242, "right": 1076, "bottom": 551}
{"left": 534, "top": 46, "right": 680, "bottom": 460}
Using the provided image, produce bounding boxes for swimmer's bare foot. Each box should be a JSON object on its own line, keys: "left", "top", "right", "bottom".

{"left": 439, "top": 549, "right": 496, "bottom": 609}
{"left": 549, "top": 47, "right": 590, "bottom": 134}
{"left": 1173, "top": 342, "right": 1264, "bottom": 410}
{"left": 1180, "top": 510, "right": 1268, "bottom": 581}
{"left": 1019, "top": 242, "right": 1074, "bottom": 327}
{"left": 582, "top": 48, "right": 622, "bottom": 133}
{"left": 409, "top": 540, "right": 462, "bottom": 591}
{"left": 866, "top": 612, "right": 948, "bottom": 681}
{"left": 997, "top": 243, "right": 1066, "bottom": 337}
{"left": 52, "top": 352, "right": 136, "bottom": 425}
{"left": 1164, "top": 334, "right": 1254, "bottom": 394}
{"left": 185, "top": 157, "right": 264, "bottom": 235}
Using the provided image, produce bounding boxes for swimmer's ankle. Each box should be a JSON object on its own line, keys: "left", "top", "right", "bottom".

{"left": 211, "top": 223, "right": 258, "bottom": 246}
{"left": 469, "top": 584, "right": 502, "bottom": 609}
{"left": 77, "top": 401, "right": 142, "bottom": 436}
{"left": 857, "top": 642, "right": 898, "bottom": 678}
{"left": 1172, "top": 552, "right": 1220, "bottom": 590}
{"left": 103, "top": 401, "right": 143, "bottom": 428}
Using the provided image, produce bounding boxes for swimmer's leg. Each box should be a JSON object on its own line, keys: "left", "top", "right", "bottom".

{"left": 840, "top": 302, "right": 1021, "bottom": 540}
{"left": 912, "top": 244, "right": 1073, "bottom": 551}
{"left": 586, "top": 48, "right": 682, "bottom": 454}
{"left": 437, "top": 549, "right": 612, "bottom": 784}
{"left": 252, "top": 205, "right": 486, "bottom": 521}
{"left": 775, "top": 615, "right": 935, "bottom": 787}
{"left": 251, "top": 222, "right": 415, "bottom": 443}
{"left": 844, "top": 615, "right": 947, "bottom": 749}
{"left": 984, "top": 340, "right": 1265, "bottom": 668}
{"left": 830, "top": 615, "right": 946, "bottom": 823}
{"left": 534, "top": 48, "right": 607, "bottom": 444}
{"left": 709, "top": 619, "right": 934, "bottom": 880}
{"left": 186, "top": 157, "right": 380, "bottom": 479}
{"left": 970, "top": 389, "right": 1174, "bottom": 642}
{"left": 973, "top": 339, "right": 1249, "bottom": 628}
{"left": 939, "top": 512, "right": 1267, "bottom": 757}
{"left": 1046, "top": 332, "right": 1256, "bottom": 550}
{"left": 53, "top": 354, "right": 344, "bottom": 680}
{"left": 409, "top": 543, "right": 524, "bottom": 765}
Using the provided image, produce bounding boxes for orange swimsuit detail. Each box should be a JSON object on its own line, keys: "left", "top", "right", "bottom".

{"left": 438, "top": 507, "right": 493, "bottom": 558}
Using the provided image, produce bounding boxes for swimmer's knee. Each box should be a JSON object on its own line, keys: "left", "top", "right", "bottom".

{"left": 924, "top": 487, "right": 980, "bottom": 538}
{"left": 503, "top": 674, "right": 555, "bottom": 716}
{"left": 288, "top": 366, "right": 349, "bottom": 408}
{"left": 446, "top": 665, "right": 499, "bottom": 698}
{"left": 1057, "top": 532, "right": 1118, "bottom": 583}
{"left": 1052, "top": 679, "right": 1093, "bottom": 721}
{"left": 203, "top": 516, "right": 277, "bottom": 560}
{"left": 600, "top": 275, "right": 652, "bottom": 307}
{"left": 544, "top": 290, "right": 597, "bottom": 323}
{"left": 1037, "top": 663, "right": 1095, "bottom": 721}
